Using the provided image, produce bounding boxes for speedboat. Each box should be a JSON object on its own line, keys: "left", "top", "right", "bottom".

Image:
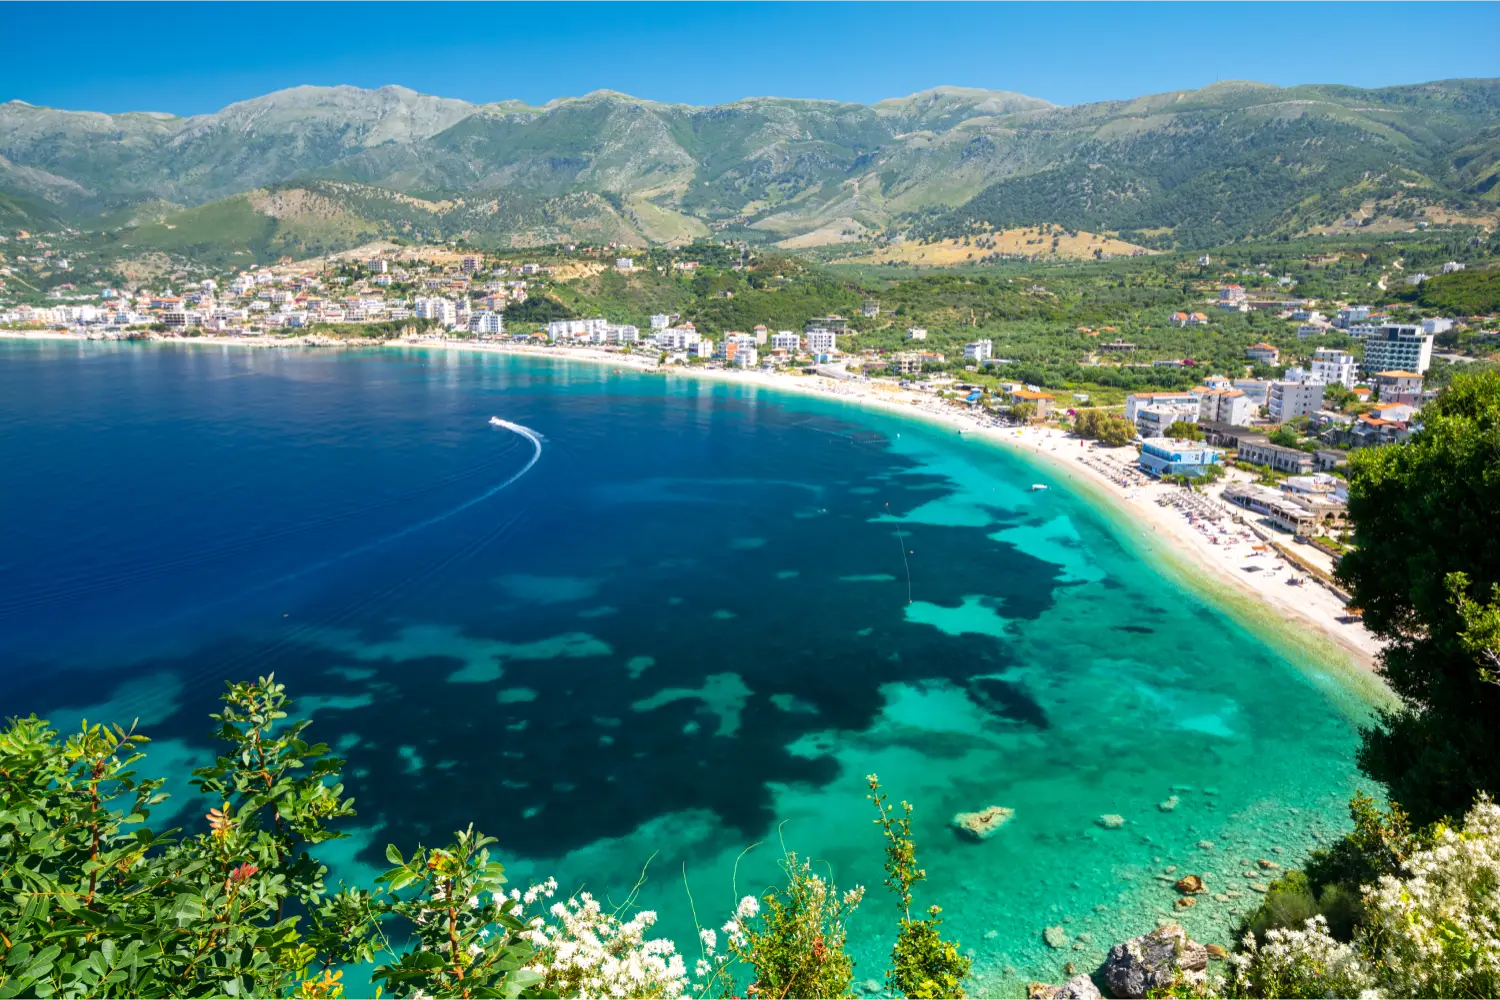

{"left": 1031, "top": 484, "right": 1049, "bottom": 491}
{"left": 488, "top": 416, "right": 505, "bottom": 427}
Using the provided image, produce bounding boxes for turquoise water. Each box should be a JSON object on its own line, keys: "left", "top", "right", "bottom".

{"left": 0, "top": 341, "right": 1377, "bottom": 994}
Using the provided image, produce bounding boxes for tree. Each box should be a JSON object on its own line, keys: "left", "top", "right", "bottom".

{"left": 1165, "top": 420, "right": 1203, "bottom": 440}
{"left": 1011, "top": 401, "right": 1037, "bottom": 422}
{"left": 1337, "top": 369, "right": 1500, "bottom": 824}
{"left": 1096, "top": 415, "right": 1138, "bottom": 448}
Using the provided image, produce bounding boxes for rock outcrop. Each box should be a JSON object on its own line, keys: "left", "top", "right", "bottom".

{"left": 1097, "top": 922, "right": 1208, "bottom": 999}
{"left": 951, "top": 805, "right": 1015, "bottom": 840}
{"left": 1027, "top": 973, "right": 1103, "bottom": 999}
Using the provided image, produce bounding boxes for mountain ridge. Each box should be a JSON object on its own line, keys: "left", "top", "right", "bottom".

{"left": 3, "top": 78, "right": 1497, "bottom": 253}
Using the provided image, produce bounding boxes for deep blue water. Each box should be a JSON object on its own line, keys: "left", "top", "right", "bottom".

{"left": 0, "top": 340, "right": 1374, "bottom": 992}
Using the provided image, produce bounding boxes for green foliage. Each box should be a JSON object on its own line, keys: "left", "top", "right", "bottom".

{"left": 1165, "top": 420, "right": 1203, "bottom": 441}
{"left": 1337, "top": 369, "right": 1500, "bottom": 824}
{"left": 1397, "top": 267, "right": 1500, "bottom": 316}
{"left": 1074, "top": 408, "right": 1138, "bottom": 447}
{"left": 1010, "top": 401, "right": 1038, "bottom": 422}
{"left": 373, "top": 829, "right": 542, "bottom": 999}
{"left": 866, "top": 774, "right": 970, "bottom": 999}
{"left": 726, "top": 853, "right": 863, "bottom": 1000}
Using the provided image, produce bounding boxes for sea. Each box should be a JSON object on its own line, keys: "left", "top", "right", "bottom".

{"left": 0, "top": 339, "right": 1380, "bottom": 994}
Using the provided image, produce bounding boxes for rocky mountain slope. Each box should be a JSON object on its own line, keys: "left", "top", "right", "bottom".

{"left": 2, "top": 79, "right": 1497, "bottom": 253}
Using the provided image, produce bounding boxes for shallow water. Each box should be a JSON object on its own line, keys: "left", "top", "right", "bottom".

{"left": 0, "top": 341, "right": 1376, "bottom": 993}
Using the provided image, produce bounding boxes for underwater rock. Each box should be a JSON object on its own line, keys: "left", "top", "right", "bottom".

{"left": 951, "top": 805, "right": 1015, "bottom": 841}
{"left": 1098, "top": 814, "right": 1126, "bottom": 829}
{"left": 1158, "top": 795, "right": 1179, "bottom": 812}
{"left": 1257, "top": 858, "right": 1280, "bottom": 870}
{"left": 1174, "top": 896, "right": 1196, "bottom": 910}
{"left": 1098, "top": 922, "right": 1208, "bottom": 999}
{"left": 1196, "top": 840, "right": 1215, "bottom": 850}
{"left": 1249, "top": 882, "right": 1270, "bottom": 893}
{"left": 1044, "top": 925, "right": 1069, "bottom": 949}
{"left": 1174, "top": 875, "right": 1205, "bottom": 894}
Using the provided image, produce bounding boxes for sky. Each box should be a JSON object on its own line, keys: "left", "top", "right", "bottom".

{"left": 5, "top": 1, "right": 1498, "bottom": 116}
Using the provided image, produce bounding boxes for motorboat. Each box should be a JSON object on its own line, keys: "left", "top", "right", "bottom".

{"left": 488, "top": 416, "right": 505, "bottom": 427}
{"left": 1031, "top": 484, "right": 1049, "bottom": 491}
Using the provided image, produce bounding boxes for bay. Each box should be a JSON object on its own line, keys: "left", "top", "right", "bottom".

{"left": 0, "top": 340, "right": 1374, "bottom": 992}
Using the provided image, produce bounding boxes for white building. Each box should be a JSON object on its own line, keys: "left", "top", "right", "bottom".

{"left": 1268, "top": 381, "right": 1325, "bottom": 422}
{"left": 1361, "top": 324, "right": 1434, "bottom": 375}
{"left": 771, "top": 331, "right": 801, "bottom": 353}
{"left": 615, "top": 258, "right": 634, "bottom": 272}
{"left": 1421, "top": 317, "right": 1454, "bottom": 335}
{"left": 1125, "top": 391, "right": 1199, "bottom": 424}
{"left": 650, "top": 314, "right": 673, "bottom": 330}
{"left": 1198, "top": 389, "right": 1254, "bottom": 426}
{"left": 546, "top": 318, "right": 611, "bottom": 342}
{"left": 1442, "top": 261, "right": 1466, "bottom": 274}
{"left": 804, "top": 329, "right": 837, "bottom": 354}
{"left": 1310, "top": 348, "right": 1357, "bottom": 388}
{"left": 907, "top": 327, "right": 928, "bottom": 341}
{"left": 607, "top": 324, "right": 639, "bottom": 344}
{"left": 963, "top": 340, "right": 993, "bottom": 363}
{"left": 1334, "top": 306, "right": 1371, "bottom": 329}
{"left": 414, "top": 297, "right": 458, "bottom": 327}
{"left": 470, "top": 311, "right": 505, "bottom": 336}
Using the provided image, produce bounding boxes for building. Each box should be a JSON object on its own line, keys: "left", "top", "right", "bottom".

{"left": 1169, "top": 311, "right": 1209, "bottom": 327}
{"left": 1223, "top": 484, "right": 1346, "bottom": 535}
{"left": 1136, "top": 405, "right": 1198, "bottom": 438}
{"left": 469, "top": 311, "right": 505, "bottom": 336}
{"left": 718, "top": 332, "right": 759, "bottom": 363}
{"left": 650, "top": 313, "right": 674, "bottom": 330}
{"left": 906, "top": 327, "right": 928, "bottom": 341}
{"left": 771, "top": 331, "right": 801, "bottom": 353}
{"left": 1310, "top": 348, "right": 1357, "bottom": 389}
{"left": 806, "top": 315, "right": 848, "bottom": 334}
{"left": 1371, "top": 370, "right": 1424, "bottom": 406}
{"left": 752, "top": 325, "right": 769, "bottom": 345}
{"left": 1246, "top": 342, "right": 1281, "bottom": 365}
{"left": 367, "top": 258, "right": 389, "bottom": 275}
{"left": 1237, "top": 439, "right": 1315, "bottom": 475}
{"left": 1007, "top": 388, "right": 1055, "bottom": 418}
{"left": 1197, "top": 388, "right": 1253, "bottom": 426}
{"left": 1442, "top": 261, "right": 1466, "bottom": 274}
{"left": 888, "top": 352, "right": 923, "bottom": 375}
{"left": 1268, "top": 380, "right": 1325, "bottom": 422}
{"left": 654, "top": 325, "right": 700, "bottom": 351}
{"left": 414, "top": 297, "right": 458, "bottom": 327}
{"left": 963, "top": 340, "right": 993, "bottom": 363}
{"left": 1361, "top": 324, "right": 1434, "bottom": 374}
{"left": 1124, "top": 391, "right": 1198, "bottom": 423}
{"left": 1219, "top": 285, "right": 1248, "bottom": 310}
{"left": 805, "top": 329, "right": 837, "bottom": 354}
{"left": 861, "top": 300, "right": 880, "bottom": 318}
{"left": 1138, "top": 439, "right": 1224, "bottom": 478}
{"left": 1350, "top": 413, "right": 1412, "bottom": 448}
{"left": 1333, "top": 306, "right": 1371, "bottom": 329}
{"left": 1421, "top": 317, "right": 1454, "bottom": 335}
{"left": 614, "top": 258, "right": 634, "bottom": 272}
{"left": 461, "top": 255, "right": 483, "bottom": 273}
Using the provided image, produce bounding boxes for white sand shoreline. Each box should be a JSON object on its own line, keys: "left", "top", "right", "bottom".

{"left": 3, "top": 330, "right": 1386, "bottom": 686}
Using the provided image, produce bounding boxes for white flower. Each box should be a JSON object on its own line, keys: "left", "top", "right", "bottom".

{"left": 698, "top": 927, "right": 716, "bottom": 953}
{"left": 735, "top": 894, "right": 760, "bottom": 920}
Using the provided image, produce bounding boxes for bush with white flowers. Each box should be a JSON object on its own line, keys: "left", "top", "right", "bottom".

{"left": 1223, "top": 795, "right": 1500, "bottom": 1000}
{"left": 521, "top": 885, "right": 691, "bottom": 999}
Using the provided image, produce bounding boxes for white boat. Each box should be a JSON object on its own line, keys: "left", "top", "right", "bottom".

{"left": 1031, "top": 484, "right": 1049, "bottom": 491}
{"left": 489, "top": 416, "right": 505, "bottom": 427}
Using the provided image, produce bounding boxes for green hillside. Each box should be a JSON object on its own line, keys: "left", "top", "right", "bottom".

{"left": 2, "top": 79, "right": 1498, "bottom": 256}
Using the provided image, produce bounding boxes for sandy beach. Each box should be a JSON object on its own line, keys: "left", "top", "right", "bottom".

{"left": 3, "top": 330, "right": 1385, "bottom": 679}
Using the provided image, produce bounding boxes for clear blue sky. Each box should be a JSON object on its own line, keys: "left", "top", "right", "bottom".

{"left": 5, "top": 1, "right": 1498, "bottom": 115}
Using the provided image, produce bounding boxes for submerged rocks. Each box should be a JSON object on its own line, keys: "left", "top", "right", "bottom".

{"left": 1044, "top": 925, "right": 1070, "bottom": 949}
{"left": 951, "top": 805, "right": 1015, "bottom": 841}
{"left": 1174, "top": 896, "right": 1196, "bottom": 910}
{"left": 1098, "top": 814, "right": 1126, "bottom": 830}
{"left": 1097, "top": 922, "right": 1209, "bottom": 999}
{"left": 1174, "top": 875, "right": 1205, "bottom": 894}
{"left": 1158, "top": 795, "right": 1180, "bottom": 812}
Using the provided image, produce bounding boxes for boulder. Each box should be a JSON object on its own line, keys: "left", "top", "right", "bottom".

{"left": 1174, "top": 875, "right": 1205, "bottom": 894}
{"left": 1174, "top": 896, "right": 1196, "bottom": 910}
{"left": 1097, "top": 922, "right": 1208, "bottom": 999}
{"left": 1158, "top": 795, "right": 1179, "bottom": 812}
{"left": 1028, "top": 975, "right": 1102, "bottom": 1000}
{"left": 1098, "top": 814, "right": 1126, "bottom": 829}
{"left": 951, "top": 805, "right": 1015, "bottom": 841}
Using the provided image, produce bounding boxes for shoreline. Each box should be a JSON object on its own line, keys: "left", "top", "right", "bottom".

{"left": 2, "top": 330, "right": 1388, "bottom": 694}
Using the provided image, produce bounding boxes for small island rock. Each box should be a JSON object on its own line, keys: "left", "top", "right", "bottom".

{"left": 951, "top": 805, "right": 1015, "bottom": 841}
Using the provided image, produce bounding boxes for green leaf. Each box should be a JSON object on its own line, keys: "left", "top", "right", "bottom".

{"left": 384, "top": 843, "right": 403, "bottom": 866}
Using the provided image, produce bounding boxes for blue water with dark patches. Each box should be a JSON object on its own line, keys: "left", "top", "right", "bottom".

{"left": 0, "top": 340, "right": 1376, "bottom": 993}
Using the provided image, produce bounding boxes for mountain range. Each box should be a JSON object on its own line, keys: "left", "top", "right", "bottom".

{"left": 3, "top": 78, "right": 1498, "bottom": 258}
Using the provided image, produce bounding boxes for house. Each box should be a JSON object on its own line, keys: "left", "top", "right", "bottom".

{"left": 1246, "top": 342, "right": 1281, "bottom": 365}
{"left": 650, "top": 313, "right": 674, "bottom": 330}
{"left": 1314, "top": 449, "right": 1350, "bottom": 472}
{"left": 1268, "top": 381, "right": 1325, "bottom": 422}
{"left": 963, "top": 340, "right": 993, "bottom": 363}
{"left": 1238, "top": 438, "right": 1315, "bottom": 475}
{"left": 752, "top": 325, "right": 769, "bottom": 345}
{"left": 1297, "top": 324, "right": 1331, "bottom": 339}
{"left": 906, "top": 327, "right": 928, "bottom": 341}
{"left": 614, "top": 258, "right": 634, "bottom": 272}
{"left": 1219, "top": 285, "right": 1249, "bottom": 310}
{"left": 1333, "top": 306, "right": 1371, "bottom": 329}
{"left": 1198, "top": 388, "right": 1254, "bottom": 426}
{"left": 861, "top": 300, "right": 880, "bottom": 318}
{"left": 1442, "top": 261, "right": 1466, "bottom": 274}
{"left": 1169, "top": 311, "right": 1209, "bottom": 327}
{"left": 1098, "top": 340, "right": 1137, "bottom": 352}
{"left": 1310, "top": 348, "right": 1357, "bottom": 388}
{"left": 1371, "top": 371, "right": 1424, "bottom": 406}
{"left": 805, "top": 315, "right": 848, "bottom": 334}
{"left": 1138, "top": 439, "right": 1223, "bottom": 478}
{"left": 1421, "top": 317, "right": 1454, "bottom": 335}
{"left": 1007, "top": 388, "right": 1055, "bottom": 418}
{"left": 1369, "top": 401, "right": 1416, "bottom": 423}
{"left": 1361, "top": 325, "right": 1434, "bottom": 374}
{"left": 1350, "top": 413, "right": 1412, "bottom": 448}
